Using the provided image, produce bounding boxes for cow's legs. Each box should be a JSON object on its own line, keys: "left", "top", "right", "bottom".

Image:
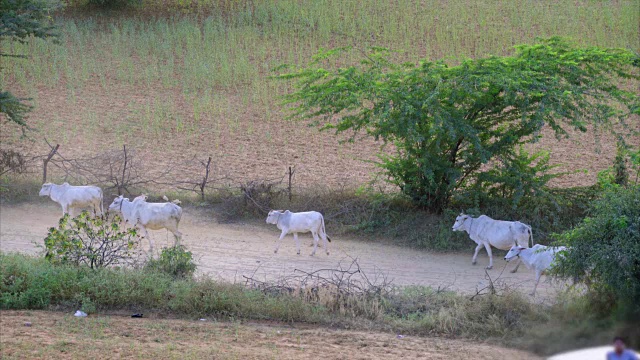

{"left": 176, "top": 230, "right": 182, "bottom": 246}
{"left": 274, "top": 231, "right": 287, "bottom": 254}
{"left": 483, "top": 243, "right": 494, "bottom": 269}
{"left": 310, "top": 231, "right": 320, "bottom": 256}
{"left": 167, "top": 223, "right": 182, "bottom": 247}
{"left": 170, "top": 230, "right": 182, "bottom": 247}
{"left": 321, "top": 233, "right": 329, "bottom": 256}
{"left": 510, "top": 258, "right": 522, "bottom": 273}
{"left": 472, "top": 244, "right": 483, "bottom": 265}
{"left": 293, "top": 233, "right": 301, "bottom": 255}
{"left": 140, "top": 226, "right": 154, "bottom": 256}
{"left": 531, "top": 271, "right": 542, "bottom": 296}
{"left": 93, "top": 200, "right": 103, "bottom": 216}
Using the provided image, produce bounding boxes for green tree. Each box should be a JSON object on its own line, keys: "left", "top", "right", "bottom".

{"left": 1, "top": 0, "right": 60, "bottom": 130}
{"left": 279, "top": 38, "right": 639, "bottom": 212}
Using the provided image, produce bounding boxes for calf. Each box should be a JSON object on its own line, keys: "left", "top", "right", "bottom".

{"left": 39, "top": 182, "right": 103, "bottom": 217}
{"left": 266, "top": 210, "right": 331, "bottom": 256}
{"left": 504, "top": 244, "right": 567, "bottom": 296}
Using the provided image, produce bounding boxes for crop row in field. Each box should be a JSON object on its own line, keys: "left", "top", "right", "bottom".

{"left": 1, "top": 0, "right": 637, "bottom": 187}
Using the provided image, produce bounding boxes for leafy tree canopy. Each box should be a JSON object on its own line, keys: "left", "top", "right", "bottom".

{"left": 278, "top": 37, "right": 639, "bottom": 212}
{"left": 1, "top": 0, "right": 60, "bottom": 129}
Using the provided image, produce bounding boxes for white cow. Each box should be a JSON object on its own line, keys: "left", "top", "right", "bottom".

{"left": 39, "top": 182, "right": 103, "bottom": 217}
{"left": 108, "top": 195, "right": 183, "bottom": 253}
{"left": 452, "top": 213, "right": 533, "bottom": 270}
{"left": 504, "top": 244, "right": 567, "bottom": 296}
{"left": 266, "top": 210, "right": 331, "bottom": 256}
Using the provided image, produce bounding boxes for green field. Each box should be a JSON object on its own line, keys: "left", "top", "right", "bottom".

{"left": 1, "top": 0, "right": 638, "bottom": 188}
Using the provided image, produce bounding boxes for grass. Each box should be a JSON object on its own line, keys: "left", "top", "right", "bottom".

{"left": 0, "top": 310, "right": 539, "bottom": 359}
{"left": 1, "top": 251, "right": 637, "bottom": 356}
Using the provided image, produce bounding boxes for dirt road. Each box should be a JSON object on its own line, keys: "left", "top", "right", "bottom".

{"left": 0, "top": 203, "right": 563, "bottom": 298}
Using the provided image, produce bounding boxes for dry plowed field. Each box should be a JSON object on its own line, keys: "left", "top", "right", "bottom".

{"left": 0, "top": 203, "right": 564, "bottom": 299}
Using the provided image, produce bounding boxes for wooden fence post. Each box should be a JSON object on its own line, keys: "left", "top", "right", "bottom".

{"left": 288, "top": 166, "right": 295, "bottom": 202}
{"left": 43, "top": 144, "right": 60, "bottom": 183}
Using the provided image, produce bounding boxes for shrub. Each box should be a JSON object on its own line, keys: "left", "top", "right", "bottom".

{"left": 554, "top": 185, "right": 640, "bottom": 317}
{"left": 470, "top": 147, "right": 566, "bottom": 209}
{"left": 613, "top": 142, "right": 630, "bottom": 187}
{"left": 43, "top": 211, "right": 142, "bottom": 269}
{"left": 145, "top": 245, "right": 197, "bottom": 279}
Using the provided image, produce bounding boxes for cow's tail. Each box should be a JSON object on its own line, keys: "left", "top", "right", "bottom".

{"left": 321, "top": 215, "right": 331, "bottom": 242}
{"left": 527, "top": 224, "right": 533, "bottom": 248}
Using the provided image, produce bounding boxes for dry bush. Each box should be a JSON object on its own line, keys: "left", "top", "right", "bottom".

{"left": 244, "top": 258, "right": 392, "bottom": 320}
{"left": 44, "top": 145, "right": 155, "bottom": 195}
{"left": 0, "top": 149, "right": 45, "bottom": 202}
{"left": 0, "top": 149, "right": 27, "bottom": 176}
{"left": 239, "top": 178, "right": 285, "bottom": 215}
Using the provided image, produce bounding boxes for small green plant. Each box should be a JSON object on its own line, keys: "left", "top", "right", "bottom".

{"left": 597, "top": 142, "right": 637, "bottom": 189}
{"left": 145, "top": 245, "right": 197, "bottom": 279}
{"left": 43, "top": 211, "right": 142, "bottom": 269}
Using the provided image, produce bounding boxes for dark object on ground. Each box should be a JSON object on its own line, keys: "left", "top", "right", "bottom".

{"left": 131, "top": 313, "right": 143, "bottom": 318}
